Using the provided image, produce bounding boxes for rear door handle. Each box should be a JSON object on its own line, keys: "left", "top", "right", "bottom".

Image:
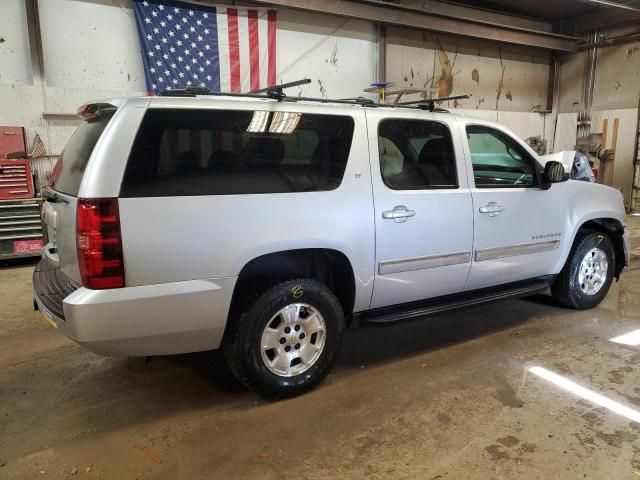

{"left": 479, "top": 202, "right": 505, "bottom": 217}
{"left": 382, "top": 205, "right": 416, "bottom": 223}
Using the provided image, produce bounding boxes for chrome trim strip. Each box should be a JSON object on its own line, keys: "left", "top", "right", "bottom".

{"left": 475, "top": 239, "right": 560, "bottom": 262}
{"left": 379, "top": 251, "right": 471, "bottom": 275}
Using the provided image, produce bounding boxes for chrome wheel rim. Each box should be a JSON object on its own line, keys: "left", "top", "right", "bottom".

{"left": 260, "top": 303, "right": 326, "bottom": 377}
{"left": 578, "top": 247, "right": 608, "bottom": 295}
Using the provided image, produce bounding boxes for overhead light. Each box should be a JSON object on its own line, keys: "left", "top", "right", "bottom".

{"left": 610, "top": 328, "right": 640, "bottom": 346}
{"left": 269, "top": 111, "right": 301, "bottom": 134}
{"left": 529, "top": 366, "right": 640, "bottom": 423}
{"left": 246, "top": 110, "right": 269, "bottom": 133}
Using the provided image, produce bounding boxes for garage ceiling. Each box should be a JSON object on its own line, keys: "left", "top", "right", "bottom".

{"left": 443, "top": 0, "right": 640, "bottom": 21}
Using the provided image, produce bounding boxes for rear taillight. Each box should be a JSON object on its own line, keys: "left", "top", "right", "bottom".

{"left": 76, "top": 198, "right": 125, "bottom": 289}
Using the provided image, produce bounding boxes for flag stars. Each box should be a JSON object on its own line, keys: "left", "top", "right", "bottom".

{"left": 182, "top": 17, "right": 188, "bottom": 23}
{"left": 151, "top": 10, "right": 158, "bottom": 17}
{"left": 174, "top": 7, "right": 179, "bottom": 13}
{"left": 203, "top": 13, "right": 209, "bottom": 19}
{"left": 175, "top": 24, "right": 181, "bottom": 31}
{"left": 158, "top": 5, "right": 164, "bottom": 10}
{"left": 190, "top": 26, "right": 196, "bottom": 32}
{"left": 204, "top": 44, "right": 210, "bottom": 50}
{"left": 163, "top": 53, "right": 169, "bottom": 60}
{"left": 188, "top": 10, "right": 194, "bottom": 16}
{"left": 144, "top": 17, "right": 151, "bottom": 24}
{"left": 197, "top": 35, "right": 203, "bottom": 42}
{"left": 183, "top": 33, "right": 189, "bottom": 39}
{"left": 169, "top": 47, "right": 176, "bottom": 53}
{"left": 191, "top": 57, "right": 197, "bottom": 64}
{"left": 185, "top": 65, "right": 191, "bottom": 71}
{"left": 176, "top": 40, "right": 183, "bottom": 46}
{"left": 164, "top": 69, "right": 170, "bottom": 76}
{"left": 184, "top": 48, "right": 190, "bottom": 55}
{"left": 206, "top": 75, "right": 212, "bottom": 81}
{"left": 191, "top": 42, "right": 196, "bottom": 48}
{"left": 196, "top": 19, "right": 202, "bottom": 26}
{"left": 204, "top": 28, "right": 210, "bottom": 35}
{"left": 205, "top": 59, "right": 211, "bottom": 65}
{"left": 177, "top": 56, "right": 184, "bottom": 62}
{"left": 147, "top": 51, "right": 154, "bottom": 57}
{"left": 154, "top": 44, "right": 161, "bottom": 50}
{"left": 172, "top": 79, "right": 178, "bottom": 85}
{"left": 153, "top": 27, "right": 160, "bottom": 34}
{"left": 156, "top": 60, "right": 162, "bottom": 66}
{"left": 161, "top": 37, "right": 168, "bottom": 44}
{"left": 199, "top": 66, "right": 205, "bottom": 72}
{"left": 198, "top": 51, "right": 204, "bottom": 57}
{"left": 168, "top": 31, "right": 174, "bottom": 37}
{"left": 170, "top": 63, "right": 177, "bottom": 69}
{"left": 179, "top": 72, "right": 185, "bottom": 78}
{"left": 160, "top": 21, "right": 166, "bottom": 28}
{"left": 146, "top": 34, "right": 152, "bottom": 41}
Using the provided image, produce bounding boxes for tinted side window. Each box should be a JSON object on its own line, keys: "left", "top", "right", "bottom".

{"left": 120, "top": 109, "right": 355, "bottom": 197}
{"left": 378, "top": 119, "right": 457, "bottom": 190}
{"left": 51, "top": 113, "right": 114, "bottom": 196}
{"left": 466, "top": 125, "right": 538, "bottom": 187}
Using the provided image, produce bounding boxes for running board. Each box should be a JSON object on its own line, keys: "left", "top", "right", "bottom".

{"left": 358, "top": 278, "right": 553, "bottom": 325}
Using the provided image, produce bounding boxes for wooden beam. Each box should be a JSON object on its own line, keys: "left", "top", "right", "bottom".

{"left": 250, "top": 0, "right": 578, "bottom": 52}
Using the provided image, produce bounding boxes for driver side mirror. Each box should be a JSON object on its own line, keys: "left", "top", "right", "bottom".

{"left": 542, "top": 161, "right": 568, "bottom": 188}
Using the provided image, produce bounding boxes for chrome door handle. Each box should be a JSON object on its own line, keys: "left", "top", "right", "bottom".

{"left": 479, "top": 202, "right": 505, "bottom": 217}
{"left": 382, "top": 205, "right": 416, "bottom": 223}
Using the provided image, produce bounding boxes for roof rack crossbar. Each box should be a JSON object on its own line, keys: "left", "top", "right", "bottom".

{"left": 251, "top": 78, "right": 311, "bottom": 101}
{"left": 398, "top": 94, "right": 471, "bottom": 111}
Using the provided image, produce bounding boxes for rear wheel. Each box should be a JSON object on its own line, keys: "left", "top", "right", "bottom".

{"left": 224, "top": 278, "right": 345, "bottom": 399}
{"left": 551, "top": 231, "right": 615, "bottom": 309}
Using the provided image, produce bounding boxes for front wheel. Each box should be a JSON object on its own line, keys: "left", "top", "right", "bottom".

{"left": 224, "top": 279, "right": 345, "bottom": 399}
{"left": 551, "top": 231, "right": 615, "bottom": 309}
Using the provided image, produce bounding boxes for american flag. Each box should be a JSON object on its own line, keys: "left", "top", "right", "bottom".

{"left": 132, "top": 0, "right": 277, "bottom": 95}
{"left": 29, "top": 134, "right": 47, "bottom": 158}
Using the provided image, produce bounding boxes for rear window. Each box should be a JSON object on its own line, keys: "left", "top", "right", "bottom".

{"left": 120, "top": 109, "right": 355, "bottom": 197}
{"left": 50, "top": 114, "right": 113, "bottom": 196}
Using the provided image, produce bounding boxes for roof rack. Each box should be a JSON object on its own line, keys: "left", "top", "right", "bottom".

{"left": 398, "top": 94, "right": 472, "bottom": 111}
{"left": 158, "top": 80, "right": 470, "bottom": 113}
{"left": 250, "top": 78, "right": 311, "bottom": 101}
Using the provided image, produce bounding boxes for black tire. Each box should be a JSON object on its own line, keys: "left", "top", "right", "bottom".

{"left": 551, "top": 230, "right": 615, "bottom": 309}
{"left": 224, "top": 278, "right": 345, "bottom": 399}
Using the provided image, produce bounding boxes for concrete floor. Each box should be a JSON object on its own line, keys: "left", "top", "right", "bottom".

{"left": 2, "top": 219, "right": 640, "bottom": 479}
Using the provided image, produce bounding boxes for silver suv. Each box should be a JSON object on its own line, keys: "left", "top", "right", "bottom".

{"left": 34, "top": 89, "right": 630, "bottom": 398}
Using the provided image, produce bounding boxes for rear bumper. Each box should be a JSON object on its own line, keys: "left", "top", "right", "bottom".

{"left": 34, "top": 258, "right": 236, "bottom": 356}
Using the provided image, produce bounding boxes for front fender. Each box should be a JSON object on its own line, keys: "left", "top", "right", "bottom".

{"left": 553, "top": 181, "right": 627, "bottom": 274}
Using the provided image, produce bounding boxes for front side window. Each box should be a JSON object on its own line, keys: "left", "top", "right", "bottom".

{"left": 378, "top": 119, "right": 457, "bottom": 190}
{"left": 466, "top": 125, "right": 538, "bottom": 187}
{"left": 120, "top": 109, "right": 355, "bottom": 197}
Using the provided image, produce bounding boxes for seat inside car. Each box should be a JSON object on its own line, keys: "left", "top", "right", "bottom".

{"left": 418, "top": 138, "right": 452, "bottom": 186}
